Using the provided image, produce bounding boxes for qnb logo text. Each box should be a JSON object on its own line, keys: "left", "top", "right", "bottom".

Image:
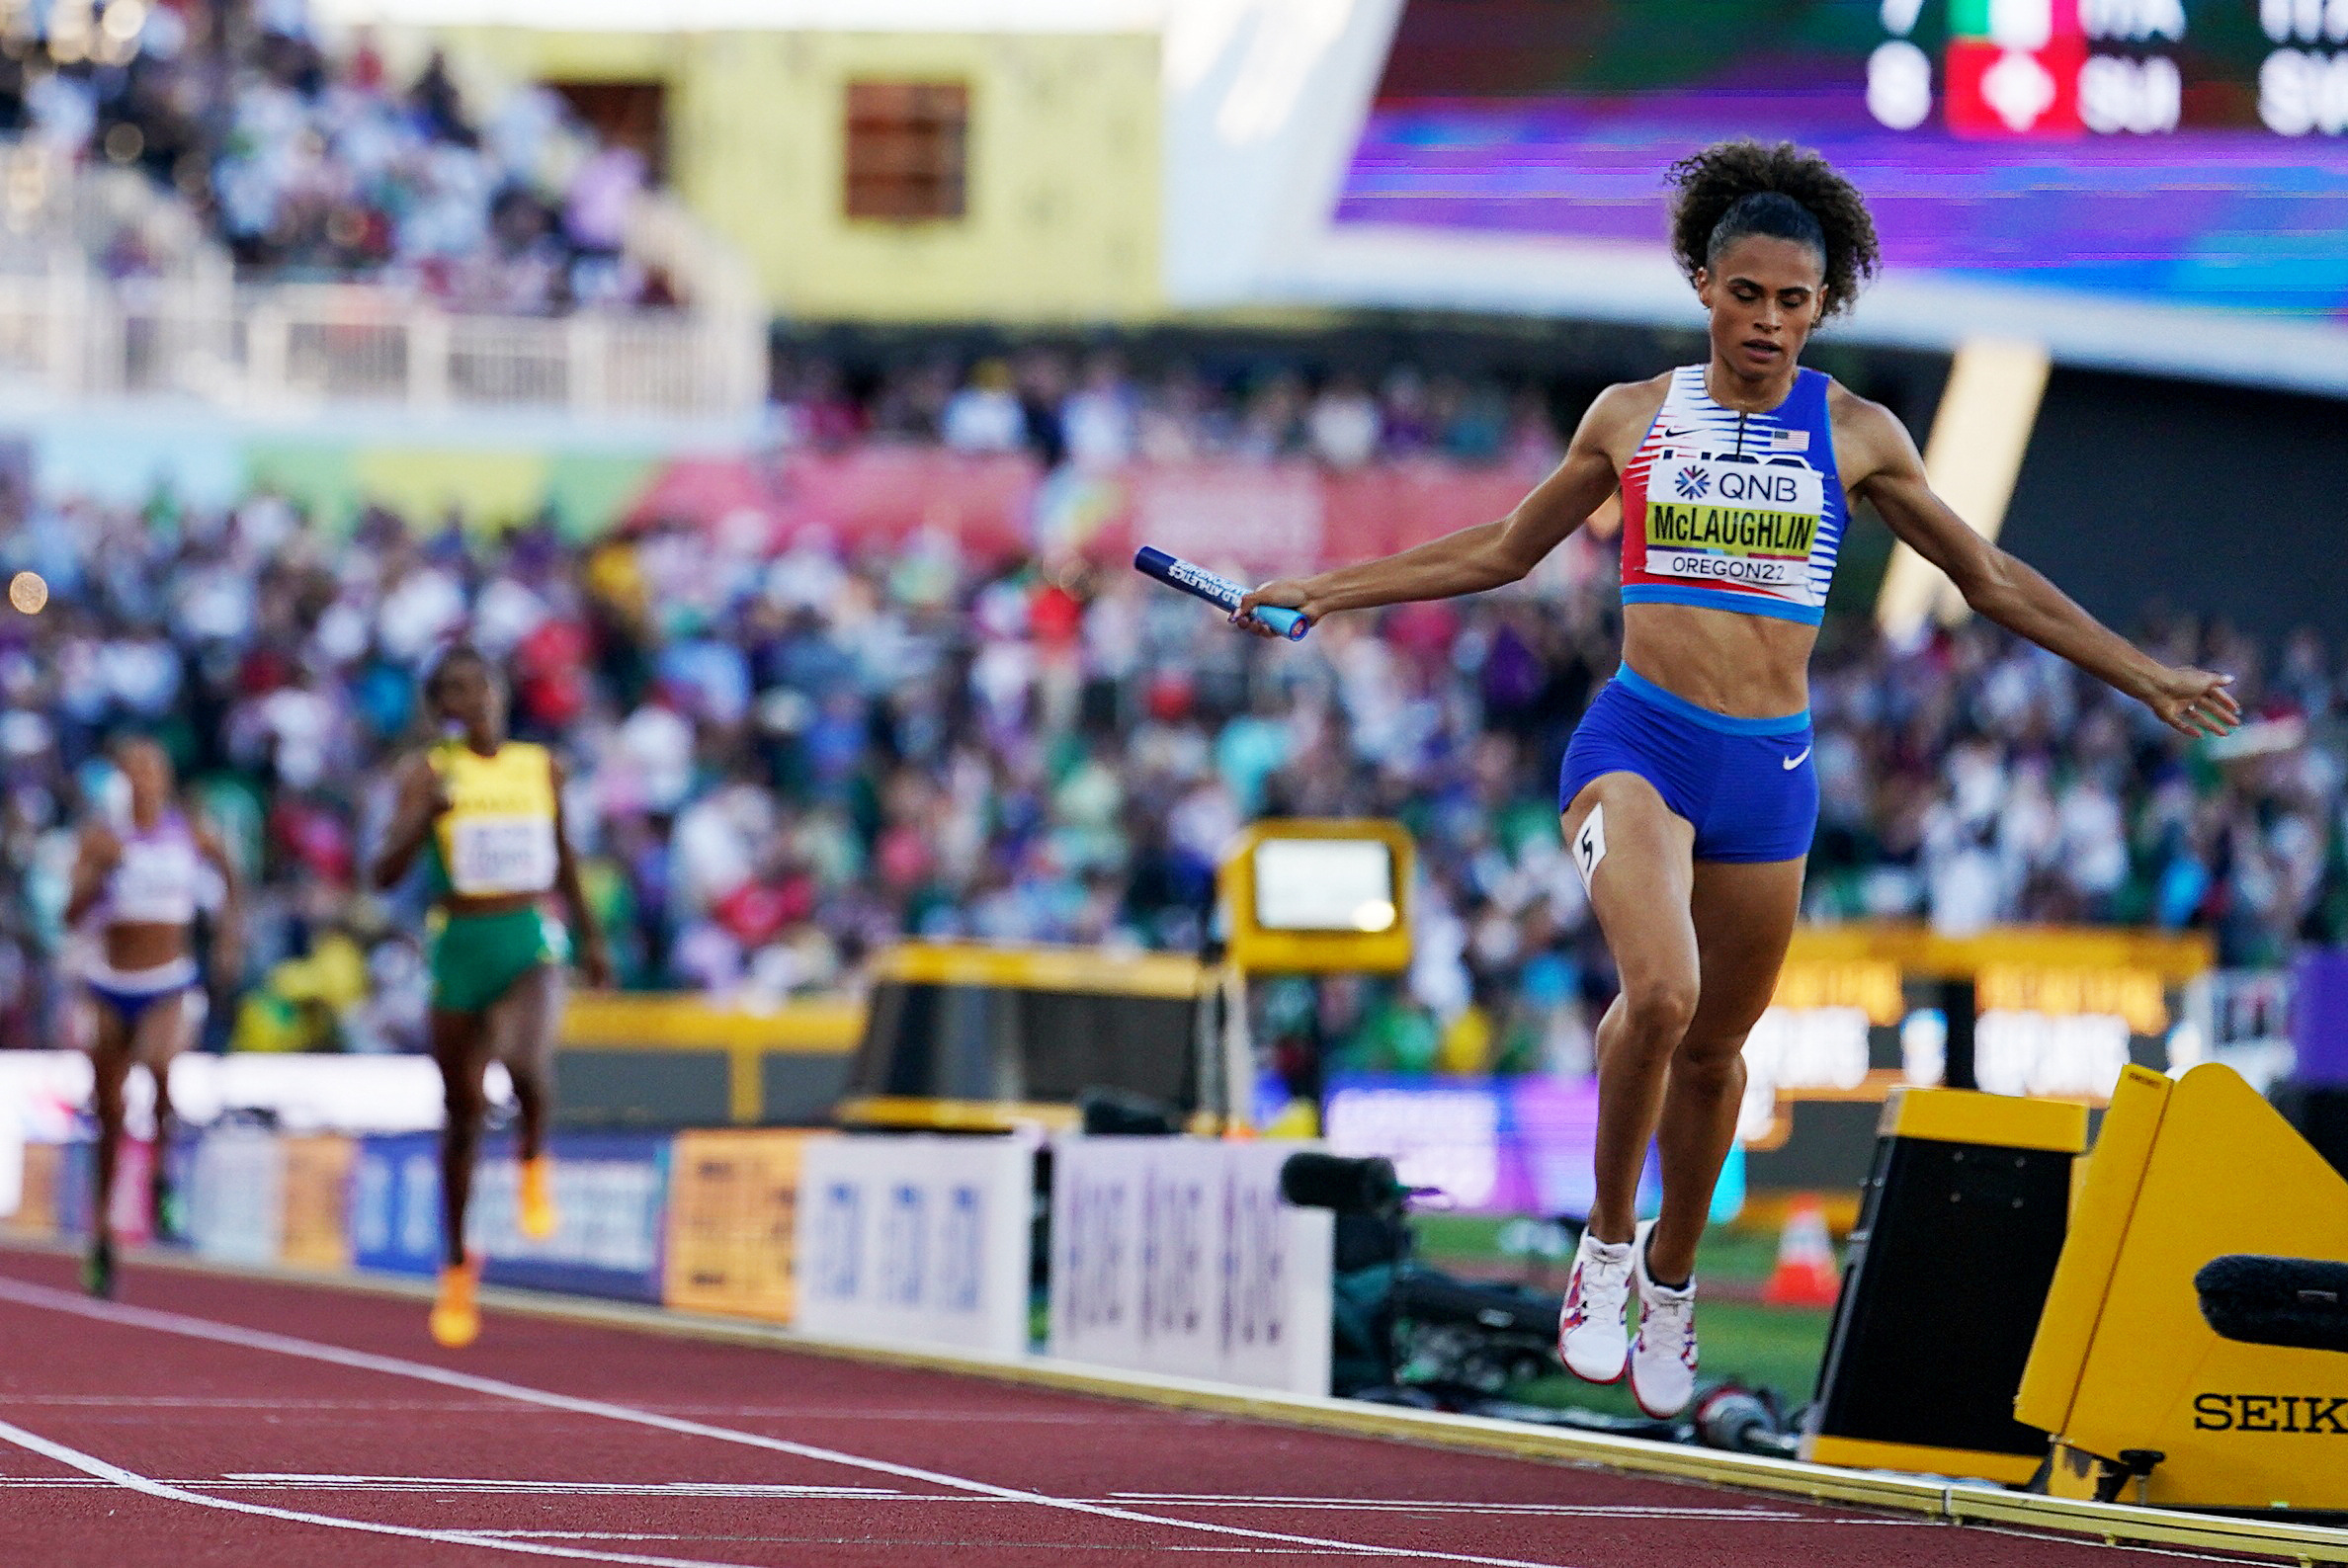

{"left": 1711, "top": 467, "right": 1805, "bottom": 504}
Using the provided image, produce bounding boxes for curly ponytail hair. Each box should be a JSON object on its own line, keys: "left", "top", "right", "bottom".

{"left": 1666, "top": 140, "right": 1881, "bottom": 319}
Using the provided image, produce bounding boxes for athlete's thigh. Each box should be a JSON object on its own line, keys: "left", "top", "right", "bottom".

{"left": 87, "top": 1014, "right": 133, "bottom": 1101}
{"left": 129, "top": 991, "right": 199, "bottom": 1068}
{"left": 431, "top": 1007, "right": 494, "bottom": 1099}
{"left": 484, "top": 964, "right": 564, "bottom": 1071}
{"left": 1563, "top": 771, "right": 1699, "bottom": 992}
{"left": 1683, "top": 858, "right": 1805, "bottom": 1048}
{"left": 86, "top": 1000, "right": 132, "bottom": 1066}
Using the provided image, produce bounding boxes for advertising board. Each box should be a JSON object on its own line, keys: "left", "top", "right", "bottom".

{"left": 1048, "top": 1138, "right": 1334, "bottom": 1396}
{"left": 794, "top": 1135, "right": 1033, "bottom": 1358}
{"left": 349, "top": 1132, "right": 445, "bottom": 1278}
{"left": 281, "top": 1135, "right": 355, "bottom": 1272}
{"left": 1322, "top": 1075, "right": 1744, "bottom": 1225}
{"left": 350, "top": 1131, "right": 673, "bottom": 1300}
{"left": 187, "top": 1125, "right": 287, "bottom": 1265}
{"left": 1, "top": 1141, "right": 62, "bottom": 1239}
{"left": 664, "top": 1129, "right": 819, "bottom": 1322}
{"left": 474, "top": 1133, "right": 672, "bottom": 1303}
{"left": 54, "top": 1138, "right": 151, "bottom": 1246}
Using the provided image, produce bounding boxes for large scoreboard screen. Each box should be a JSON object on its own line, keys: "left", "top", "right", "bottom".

{"left": 1341, "top": 1, "right": 2348, "bottom": 317}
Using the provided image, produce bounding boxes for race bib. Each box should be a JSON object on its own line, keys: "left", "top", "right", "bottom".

{"left": 1641, "top": 458, "right": 1827, "bottom": 609}
{"left": 447, "top": 815, "right": 557, "bottom": 897}
{"left": 114, "top": 843, "right": 196, "bottom": 905}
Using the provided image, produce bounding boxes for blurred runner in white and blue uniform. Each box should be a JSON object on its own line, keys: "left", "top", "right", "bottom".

{"left": 65, "top": 737, "right": 240, "bottom": 1297}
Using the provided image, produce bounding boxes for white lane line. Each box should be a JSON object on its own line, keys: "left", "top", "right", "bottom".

{"left": 1963, "top": 1524, "right": 2280, "bottom": 1566}
{"left": 0, "top": 1475, "right": 1929, "bottom": 1526}
{"left": 473, "top": 1535, "right": 701, "bottom": 1543}
{"left": 1118, "top": 1502, "right": 1808, "bottom": 1518}
{"left": 1111, "top": 1494, "right": 1803, "bottom": 1515}
{"left": 11, "top": 1396, "right": 1131, "bottom": 1423}
{"left": 10, "top": 1396, "right": 513, "bottom": 1409}
{"left": 0, "top": 1417, "right": 795, "bottom": 1568}
{"left": 0, "top": 1276, "right": 1579, "bottom": 1568}
{"left": 0, "top": 1477, "right": 113, "bottom": 1486}
{"left": 222, "top": 1476, "right": 902, "bottom": 1498}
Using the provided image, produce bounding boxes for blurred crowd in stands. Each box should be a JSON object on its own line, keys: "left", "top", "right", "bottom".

{"left": 0, "top": 465, "right": 2341, "bottom": 1073}
{"left": 774, "top": 346, "right": 1570, "bottom": 472}
{"left": 0, "top": 0, "right": 670, "bottom": 311}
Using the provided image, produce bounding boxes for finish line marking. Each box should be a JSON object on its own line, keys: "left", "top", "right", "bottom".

{"left": 0, "top": 1276, "right": 1576, "bottom": 1568}
{"left": 0, "top": 1416, "right": 799, "bottom": 1568}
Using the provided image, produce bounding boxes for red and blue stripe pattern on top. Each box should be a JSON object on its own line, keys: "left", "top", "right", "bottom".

{"left": 1618, "top": 365, "right": 1845, "bottom": 627}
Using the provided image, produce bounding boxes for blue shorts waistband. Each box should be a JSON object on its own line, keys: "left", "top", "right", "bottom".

{"left": 1611, "top": 664, "right": 1809, "bottom": 736}
{"left": 1621, "top": 584, "right": 1826, "bottom": 626}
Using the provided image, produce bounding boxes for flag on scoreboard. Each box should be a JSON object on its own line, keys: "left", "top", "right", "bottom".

{"left": 1945, "top": 0, "right": 2085, "bottom": 139}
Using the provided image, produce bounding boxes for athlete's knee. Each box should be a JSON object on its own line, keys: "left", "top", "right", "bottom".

{"left": 1618, "top": 970, "right": 1700, "bottom": 1047}
{"left": 443, "top": 1080, "right": 486, "bottom": 1131}
{"left": 92, "top": 1070, "right": 126, "bottom": 1117}
{"left": 1673, "top": 1032, "right": 1749, "bottom": 1087}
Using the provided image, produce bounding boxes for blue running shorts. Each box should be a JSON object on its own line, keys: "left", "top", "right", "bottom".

{"left": 1558, "top": 665, "right": 1817, "bottom": 865}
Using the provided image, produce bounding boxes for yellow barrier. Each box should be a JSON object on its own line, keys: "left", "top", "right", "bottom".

{"left": 560, "top": 994, "right": 862, "bottom": 1124}
{"left": 2019, "top": 1064, "right": 2348, "bottom": 1511}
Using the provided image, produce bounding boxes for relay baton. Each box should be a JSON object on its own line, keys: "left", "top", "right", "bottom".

{"left": 1132, "top": 546, "right": 1308, "bottom": 640}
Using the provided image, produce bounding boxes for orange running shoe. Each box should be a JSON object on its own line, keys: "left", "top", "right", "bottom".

{"left": 429, "top": 1257, "right": 480, "bottom": 1348}
{"left": 519, "top": 1152, "right": 557, "bottom": 1240}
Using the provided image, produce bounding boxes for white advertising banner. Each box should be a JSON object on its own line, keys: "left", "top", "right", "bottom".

{"left": 1048, "top": 1138, "right": 1333, "bottom": 1396}
{"left": 187, "top": 1125, "right": 288, "bottom": 1265}
{"left": 0, "top": 1050, "right": 497, "bottom": 1138}
{"left": 0, "top": 1095, "right": 20, "bottom": 1218}
{"left": 793, "top": 1135, "right": 1034, "bottom": 1358}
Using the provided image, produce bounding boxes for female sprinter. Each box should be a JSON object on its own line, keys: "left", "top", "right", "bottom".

{"left": 373, "top": 643, "right": 612, "bottom": 1348}
{"left": 65, "top": 737, "right": 240, "bottom": 1297}
{"left": 1240, "top": 140, "right": 2240, "bottom": 1418}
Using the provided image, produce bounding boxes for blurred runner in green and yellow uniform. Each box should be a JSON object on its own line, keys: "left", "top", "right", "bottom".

{"left": 373, "top": 644, "right": 612, "bottom": 1348}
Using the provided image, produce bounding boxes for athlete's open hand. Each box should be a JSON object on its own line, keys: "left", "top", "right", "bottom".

{"left": 577, "top": 933, "right": 616, "bottom": 991}
{"left": 2140, "top": 666, "right": 2240, "bottom": 740}
{"left": 85, "top": 825, "right": 123, "bottom": 872}
{"left": 1234, "top": 580, "right": 1313, "bottom": 638}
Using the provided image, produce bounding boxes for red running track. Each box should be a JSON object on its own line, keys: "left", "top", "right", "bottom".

{"left": 0, "top": 1248, "right": 2233, "bottom": 1568}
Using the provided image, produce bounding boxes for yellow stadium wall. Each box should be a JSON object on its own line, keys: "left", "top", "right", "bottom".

{"left": 444, "top": 27, "right": 1164, "bottom": 323}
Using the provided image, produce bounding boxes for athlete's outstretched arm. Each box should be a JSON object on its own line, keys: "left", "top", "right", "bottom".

{"left": 1235, "top": 381, "right": 1647, "bottom": 630}
{"left": 549, "top": 757, "right": 614, "bottom": 990}
{"left": 1843, "top": 393, "right": 2239, "bottom": 740}
{"left": 63, "top": 825, "right": 120, "bottom": 928}
{"left": 371, "top": 754, "right": 446, "bottom": 892}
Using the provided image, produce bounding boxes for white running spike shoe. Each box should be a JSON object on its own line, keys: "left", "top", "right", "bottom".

{"left": 1629, "top": 1217, "right": 1699, "bottom": 1418}
{"left": 1556, "top": 1227, "right": 1635, "bottom": 1384}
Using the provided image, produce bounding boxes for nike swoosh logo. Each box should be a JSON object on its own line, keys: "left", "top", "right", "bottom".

{"left": 1783, "top": 747, "right": 1811, "bottom": 771}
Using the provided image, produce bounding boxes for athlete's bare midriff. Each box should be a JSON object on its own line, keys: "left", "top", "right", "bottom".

{"left": 441, "top": 889, "right": 544, "bottom": 920}
{"left": 1620, "top": 601, "right": 1819, "bottom": 719}
{"left": 102, "top": 919, "right": 193, "bottom": 974}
